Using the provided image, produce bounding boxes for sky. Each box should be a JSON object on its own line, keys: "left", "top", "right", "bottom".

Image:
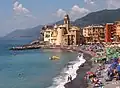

{"left": 0, "top": 0, "right": 120, "bottom": 36}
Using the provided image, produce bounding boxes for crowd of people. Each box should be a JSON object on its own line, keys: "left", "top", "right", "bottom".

{"left": 81, "top": 43, "right": 120, "bottom": 87}
{"left": 105, "top": 57, "right": 120, "bottom": 81}
{"left": 84, "top": 64, "right": 104, "bottom": 87}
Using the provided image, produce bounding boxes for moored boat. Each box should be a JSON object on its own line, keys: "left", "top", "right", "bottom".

{"left": 49, "top": 56, "right": 60, "bottom": 60}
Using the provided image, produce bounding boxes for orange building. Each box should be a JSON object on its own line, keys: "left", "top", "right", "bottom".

{"left": 105, "top": 23, "right": 115, "bottom": 43}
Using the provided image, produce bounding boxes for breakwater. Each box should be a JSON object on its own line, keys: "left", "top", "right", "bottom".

{"left": 9, "top": 45, "right": 42, "bottom": 50}
{"left": 9, "top": 44, "right": 78, "bottom": 51}
{"left": 9, "top": 44, "right": 95, "bottom": 57}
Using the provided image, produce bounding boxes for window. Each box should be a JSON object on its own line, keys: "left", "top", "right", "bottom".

{"left": 45, "top": 34, "right": 50, "bottom": 38}
{"left": 51, "top": 32, "right": 53, "bottom": 37}
{"left": 100, "top": 33, "right": 104, "bottom": 38}
{"left": 93, "top": 29, "right": 95, "bottom": 32}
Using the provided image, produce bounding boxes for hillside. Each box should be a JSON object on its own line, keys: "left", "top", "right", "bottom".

{"left": 3, "top": 9, "right": 120, "bottom": 40}
{"left": 3, "top": 25, "right": 43, "bottom": 40}
{"left": 74, "top": 9, "right": 120, "bottom": 27}
{"left": 54, "top": 20, "right": 74, "bottom": 25}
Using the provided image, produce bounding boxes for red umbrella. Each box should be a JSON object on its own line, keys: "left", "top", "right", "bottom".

{"left": 86, "top": 71, "right": 94, "bottom": 75}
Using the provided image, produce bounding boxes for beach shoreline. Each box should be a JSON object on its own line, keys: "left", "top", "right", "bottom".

{"left": 64, "top": 52, "right": 93, "bottom": 88}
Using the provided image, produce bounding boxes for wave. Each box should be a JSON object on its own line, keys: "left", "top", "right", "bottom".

{"left": 47, "top": 53, "right": 86, "bottom": 88}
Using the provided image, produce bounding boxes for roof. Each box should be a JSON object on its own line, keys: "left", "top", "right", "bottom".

{"left": 44, "top": 25, "right": 54, "bottom": 29}
{"left": 106, "top": 23, "right": 114, "bottom": 25}
{"left": 58, "top": 25, "right": 66, "bottom": 28}
{"left": 84, "top": 25, "right": 104, "bottom": 29}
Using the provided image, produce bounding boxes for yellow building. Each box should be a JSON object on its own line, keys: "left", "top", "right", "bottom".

{"left": 114, "top": 21, "right": 120, "bottom": 42}
{"left": 43, "top": 14, "right": 81, "bottom": 46}
{"left": 83, "top": 25, "right": 104, "bottom": 43}
{"left": 43, "top": 25, "right": 57, "bottom": 45}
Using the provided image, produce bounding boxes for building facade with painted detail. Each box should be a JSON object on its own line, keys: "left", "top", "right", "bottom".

{"left": 43, "top": 15, "right": 82, "bottom": 46}
{"left": 105, "top": 22, "right": 120, "bottom": 43}
{"left": 83, "top": 25, "right": 105, "bottom": 43}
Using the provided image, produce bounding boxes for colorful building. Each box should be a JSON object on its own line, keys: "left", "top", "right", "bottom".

{"left": 43, "top": 14, "right": 81, "bottom": 46}
{"left": 114, "top": 21, "right": 120, "bottom": 42}
{"left": 83, "top": 25, "right": 104, "bottom": 43}
{"left": 105, "top": 23, "right": 114, "bottom": 43}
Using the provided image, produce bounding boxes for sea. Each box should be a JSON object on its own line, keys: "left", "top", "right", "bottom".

{"left": 0, "top": 39, "right": 86, "bottom": 88}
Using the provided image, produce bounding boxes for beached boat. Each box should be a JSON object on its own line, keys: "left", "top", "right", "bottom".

{"left": 49, "top": 56, "right": 60, "bottom": 60}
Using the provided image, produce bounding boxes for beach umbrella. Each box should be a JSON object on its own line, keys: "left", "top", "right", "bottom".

{"left": 106, "top": 54, "right": 113, "bottom": 60}
{"left": 86, "top": 71, "right": 94, "bottom": 75}
{"left": 98, "top": 57, "right": 106, "bottom": 61}
{"left": 116, "top": 65, "right": 120, "bottom": 71}
{"left": 118, "top": 53, "right": 120, "bottom": 56}
{"left": 112, "top": 52, "right": 120, "bottom": 58}
{"left": 112, "top": 57, "right": 118, "bottom": 61}
{"left": 106, "top": 48, "right": 112, "bottom": 55}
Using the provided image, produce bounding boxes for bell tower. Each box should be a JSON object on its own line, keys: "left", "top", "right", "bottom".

{"left": 64, "top": 14, "right": 70, "bottom": 33}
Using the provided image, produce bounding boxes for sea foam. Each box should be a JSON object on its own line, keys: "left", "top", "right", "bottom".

{"left": 48, "top": 53, "right": 86, "bottom": 88}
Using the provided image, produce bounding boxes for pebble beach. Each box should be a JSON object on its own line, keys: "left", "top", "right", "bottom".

{"left": 65, "top": 43, "right": 120, "bottom": 88}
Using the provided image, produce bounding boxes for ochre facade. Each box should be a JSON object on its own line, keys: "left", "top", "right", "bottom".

{"left": 114, "top": 21, "right": 120, "bottom": 42}
{"left": 43, "top": 15, "right": 81, "bottom": 46}
{"left": 83, "top": 25, "right": 104, "bottom": 43}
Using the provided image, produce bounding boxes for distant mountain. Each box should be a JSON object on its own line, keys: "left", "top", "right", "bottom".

{"left": 3, "top": 25, "right": 43, "bottom": 41}
{"left": 54, "top": 9, "right": 120, "bottom": 27}
{"left": 54, "top": 20, "right": 64, "bottom": 25}
{"left": 3, "top": 9, "right": 120, "bottom": 41}
{"left": 74, "top": 9, "right": 120, "bottom": 27}
{"left": 54, "top": 20, "right": 74, "bottom": 25}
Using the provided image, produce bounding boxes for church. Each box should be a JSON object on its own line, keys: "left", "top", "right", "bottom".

{"left": 43, "top": 14, "right": 81, "bottom": 46}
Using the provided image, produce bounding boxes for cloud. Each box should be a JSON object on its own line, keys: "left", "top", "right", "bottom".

{"left": 106, "top": 0, "right": 120, "bottom": 9}
{"left": 13, "top": 1, "right": 37, "bottom": 21}
{"left": 70, "top": 5, "right": 90, "bottom": 20}
{"left": 0, "top": 1, "right": 40, "bottom": 36}
{"left": 84, "top": 0, "right": 95, "bottom": 4}
{"left": 84, "top": 0, "right": 120, "bottom": 10}
{"left": 56, "top": 9, "right": 66, "bottom": 18}
{"left": 13, "top": 1, "right": 30, "bottom": 15}
{"left": 55, "top": 5, "right": 90, "bottom": 20}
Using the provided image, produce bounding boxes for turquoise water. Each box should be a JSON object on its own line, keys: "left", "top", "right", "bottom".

{"left": 0, "top": 39, "right": 77, "bottom": 88}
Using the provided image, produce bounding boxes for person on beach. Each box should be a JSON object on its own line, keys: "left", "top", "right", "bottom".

{"left": 68, "top": 75, "right": 72, "bottom": 82}
{"left": 69, "top": 75, "right": 72, "bottom": 81}
{"left": 68, "top": 76, "right": 70, "bottom": 81}
{"left": 116, "top": 64, "right": 120, "bottom": 80}
{"left": 67, "top": 65, "right": 69, "bottom": 69}
{"left": 105, "top": 58, "right": 119, "bottom": 81}
{"left": 71, "top": 65, "right": 73, "bottom": 68}
{"left": 81, "top": 63, "right": 84, "bottom": 67}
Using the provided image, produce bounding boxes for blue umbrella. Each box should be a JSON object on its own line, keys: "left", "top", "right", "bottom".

{"left": 116, "top": 65, "right": 120, "bottom": 72}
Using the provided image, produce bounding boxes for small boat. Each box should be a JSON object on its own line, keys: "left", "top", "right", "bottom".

{"left": 49, "top": 56, "right": 60, "bottom": 60}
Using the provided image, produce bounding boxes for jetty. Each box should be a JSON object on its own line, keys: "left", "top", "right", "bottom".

{"left": 9, "top": 44, "right": 78, "bottom": 51}
{"left": 10, "top": 44, "right": 42, "bottom": 50}
{"left": 9, "top": 44, "right": 95, "bottom": 57}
